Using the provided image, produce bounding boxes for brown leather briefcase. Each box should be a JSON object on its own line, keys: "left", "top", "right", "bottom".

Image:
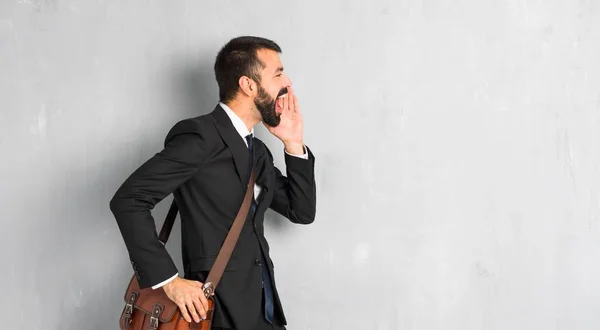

{"left": 118, "top": 166, "right": 256, "bottom": 330}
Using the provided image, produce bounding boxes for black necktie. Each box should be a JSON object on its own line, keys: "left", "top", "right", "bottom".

{"left": 245, "top": 133, "right": 275, "bottom": 322}
{"left": 244, "top": 134, "right": 257, "bottom": 212}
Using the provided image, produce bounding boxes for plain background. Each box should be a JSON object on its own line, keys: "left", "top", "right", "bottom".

{"left": 1, "top": 0, "right": 599, "bottom": 329}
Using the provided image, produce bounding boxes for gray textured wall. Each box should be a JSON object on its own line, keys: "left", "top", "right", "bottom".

{"left": 1, "top": 1, "right": 599, "bottom": 329}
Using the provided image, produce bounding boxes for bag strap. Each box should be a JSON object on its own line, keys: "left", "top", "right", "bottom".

{"left": 157, "top": 163, "right": 257, "bottom": 295}
{"left": 157, "top": 200, "right": 179, "bottom": 245}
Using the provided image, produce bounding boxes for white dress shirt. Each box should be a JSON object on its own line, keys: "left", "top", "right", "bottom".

{"left": 152, "top": 102, "right": 308, "bottom": 289}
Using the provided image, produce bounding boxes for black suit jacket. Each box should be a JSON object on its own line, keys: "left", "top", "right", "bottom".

{"left": 109, "top": 104, "right": 316, "bottom": 329}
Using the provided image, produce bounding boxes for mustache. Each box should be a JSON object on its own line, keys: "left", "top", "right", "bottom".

{"left": 277, "top": 87, "right": 288, "bottom": 98}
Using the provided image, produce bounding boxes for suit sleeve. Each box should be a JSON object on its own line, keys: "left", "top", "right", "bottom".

{"left": 268, "top": 145, "right": 317, "bottom": 224}
{"left": 109, "top": 129, "right": 209, "bottom": 289}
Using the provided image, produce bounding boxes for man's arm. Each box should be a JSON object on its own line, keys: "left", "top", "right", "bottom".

{"left": 262, "top": 86, "right": 316, "bottom": 224}
{"left": 268, "top": 144, "right": 317, "bottom": 224}
{"left": 109, "top": 129, "right": 208, "bottom": 289}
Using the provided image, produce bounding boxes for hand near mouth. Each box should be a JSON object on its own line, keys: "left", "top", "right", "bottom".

{"left": 264, "top": 86, "right": 305, "bottom": 155}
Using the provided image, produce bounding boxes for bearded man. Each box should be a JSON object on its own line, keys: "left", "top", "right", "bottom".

{"left": 110, "top": 36, "right": 317, "bottom": 330}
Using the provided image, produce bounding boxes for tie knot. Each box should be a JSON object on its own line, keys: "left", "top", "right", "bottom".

{"left": 245, "top": 134, "right": 253, "bottom": 148}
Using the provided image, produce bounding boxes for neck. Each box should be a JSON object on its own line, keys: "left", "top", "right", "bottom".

{"left": 223, "top": 99, "right": 261, "bottom": 132}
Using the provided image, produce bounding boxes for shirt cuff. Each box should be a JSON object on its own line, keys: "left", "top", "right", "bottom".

{"left": 151, "top": 273, "right": 178, "bottom": 289}
{"left": 285, "top": 145, "right": 308, "bottom": 159}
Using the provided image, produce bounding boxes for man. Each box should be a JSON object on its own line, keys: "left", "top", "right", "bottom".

{"left": 109, "top": 36, "right": 316, "bottom": 330}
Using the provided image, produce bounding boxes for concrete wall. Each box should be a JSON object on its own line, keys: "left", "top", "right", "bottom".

{"left": 1, "top": 0, "right": 599, "bottom": 329}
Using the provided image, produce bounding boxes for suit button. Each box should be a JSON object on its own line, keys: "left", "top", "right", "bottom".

{"left": 255, "top": 258, "right": 262, "bottom": 266}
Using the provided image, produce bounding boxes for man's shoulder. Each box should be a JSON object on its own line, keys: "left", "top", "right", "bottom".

{"left": 164, "top": 113, "right": 216, "bottom": 146}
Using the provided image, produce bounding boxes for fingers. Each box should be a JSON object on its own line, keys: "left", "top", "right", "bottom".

{"left": 199, "top": 290, "right": 209, "bottom": 311}
{"left": 288, "top": 87, "right": 296, "bottom": 112}
{"left": 170, "top": 281, "right": 209, "bottom": 324}
{"left": 191, "top": 297, "right": 207, "bottom": 321}
{"left": 282, "top": 90, "right": 289, "bottom": 114}
{"left": 292, "top": 95, "right": 299, "bottom": 114}
{"left": 176, "top": 301, "right": 192, "bottom": 323}
{"left": 186, "top": 286, "right": 208, "bottom": 323}
{"left": 194, "top": 282, "right": 209, "bottom": 319}
{"left": 187, "top": 299, "right": 202, "bottom": 323}
{"left": 286, "top": 86, "right": 300, "bottom": 114}
{"left": 276, "top": 97, "right": 284, "bottom": 114}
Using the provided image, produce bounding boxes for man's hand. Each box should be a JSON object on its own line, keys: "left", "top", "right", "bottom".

{"left": 162, "top": 277, "right": 210, "bottom": 323}
{"left": 264, "top": 86, "right": 304, "bottom": 154}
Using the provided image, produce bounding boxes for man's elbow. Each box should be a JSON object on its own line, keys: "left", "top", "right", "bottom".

{"left": 109, "top": 190, "right": 134, "bottom": 216}
{"left": 109, "top": 188, "right": 154, "bottom": 220}
{"left": 109, "top": 192, "right": 124, "bottom": 216}
{"left": 295, "top": 208, "right": 316, "bottom": 225}
{"left": 299, "top": 195, "right": 317, "bottom": 224}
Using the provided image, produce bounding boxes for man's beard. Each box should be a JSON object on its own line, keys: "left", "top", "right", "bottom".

{"left": 255, "top": 86, "right": 287, "bottom": 127}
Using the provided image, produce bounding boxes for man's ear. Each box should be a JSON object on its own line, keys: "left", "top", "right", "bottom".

{"left": 238, "top": 76, "right": 256, "bottom": 97}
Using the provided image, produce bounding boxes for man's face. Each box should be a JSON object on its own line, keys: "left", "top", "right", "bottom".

{"left": 253, "top": 49, "right": 291, "bottom": 127}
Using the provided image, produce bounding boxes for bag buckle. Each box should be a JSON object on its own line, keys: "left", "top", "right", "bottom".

{"left": 149, "top": 304, "right": 163, "bottom": 330}
{"left": 123, "top": 292, "right": 138, "bottom": 327}
{"left": 202, "top": 282, "right": 215, "bottom": 298}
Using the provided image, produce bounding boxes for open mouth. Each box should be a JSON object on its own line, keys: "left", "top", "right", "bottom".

{"left": 277, "top": 87, "right": 288, "bottom": 99}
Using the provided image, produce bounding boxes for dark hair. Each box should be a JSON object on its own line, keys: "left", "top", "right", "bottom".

{"left": 214, "top": 36, "right": 282, "bottom": 103}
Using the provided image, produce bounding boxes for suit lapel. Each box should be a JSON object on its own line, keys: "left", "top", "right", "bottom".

{"left": 210, "top": 104, "right": 249, "bottom": 188}
{"left": 254, "top": 139, "right": 271, "bottom": 205}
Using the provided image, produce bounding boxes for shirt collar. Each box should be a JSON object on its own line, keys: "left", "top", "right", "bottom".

{"left": 219, "top": 102, "right": 254, "bottom": 146}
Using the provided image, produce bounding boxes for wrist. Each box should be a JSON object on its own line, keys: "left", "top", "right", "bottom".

{"left": 163, "top": 276, "right": 179, "bottom": 291}
{"left": 284, "top": 141, "right": 304, "bottom": 155}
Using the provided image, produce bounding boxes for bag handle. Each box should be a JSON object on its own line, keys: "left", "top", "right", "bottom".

{"left": 157, "top": 163, "right": 257, "bottom": 295}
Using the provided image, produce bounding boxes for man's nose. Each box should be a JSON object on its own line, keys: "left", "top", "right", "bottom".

{"left": 284, "top": 74, "right": 292, "bottom": 87}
